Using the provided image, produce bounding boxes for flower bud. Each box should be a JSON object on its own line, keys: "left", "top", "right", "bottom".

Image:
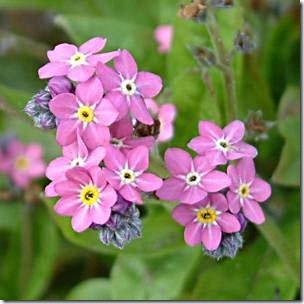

{"left": 234, "top": 31, "right": 256, "bottom": 54}
{"left": 190, "top": 46, "right": 217, "bottom": 68}
{"left": 179, "top": 0, "right": 208, "bottom": 23}
{"left": 211, "top": 0, "right": 234, "bottom": 8}
{"left": 48, "top": 76, "right": 73, "bottom": 97}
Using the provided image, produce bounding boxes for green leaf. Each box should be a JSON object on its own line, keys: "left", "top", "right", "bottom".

{"left": 66, "top": 278, "right": 111, "bottom": 300}
{"left": 272, "top": 86, "right": 300, "bottom": 186}
{"left": 111, "top": 247, "right": 200, "bottom": 300}
{"left": 0, "top": 202, "right": 22, "bottom": 231}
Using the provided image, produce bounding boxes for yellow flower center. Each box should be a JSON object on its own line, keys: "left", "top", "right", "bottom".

{"left": 77, "top": 106, "right": 94, "bottom": 123}
{"left": 196, "top": 207, "right": 217, "bottom": 224}
{"left": 238, "top": 183, "right": 250, "bottom": 198}
{"left": 14, "top": 156, "right": 29, "bottom": 171}
{"left": 69, "top": 52, "right": 86, "bottom": 67}
{"left": 80, "top": 185, "right": 100, "bottom": 206}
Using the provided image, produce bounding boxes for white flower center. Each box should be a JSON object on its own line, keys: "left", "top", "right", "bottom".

{"left": 238, "top": 183, "right": 250, "bottom": 198}
{"left": 185, "top": 172, "right": 201, "bottom": 186}
{"left": 70, "top": 157, "right": 85, "bottom": 167}
{"left": 69, "top": 52, "right": 87, "bottom": 68}
{"left": 119, "top": 168, "right": 136, "bottom": 184}
{"left": 216, "top": 139, "right": 231, "bottom": 152}
{"left": 121, "top": 79, "right": 136, "bottom": 96}
{"left": 111, "top": 138, "right": 124, "bottom": 148}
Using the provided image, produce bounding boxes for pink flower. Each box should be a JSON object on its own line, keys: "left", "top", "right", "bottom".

{"left": 102, "top": 146, "right": 163, "bottom": 204}
{"left": 2, "top": 140, "right": 45, "bottom": 188}
{"left": 45, "top": 132, "right": 106, "bottom": 197}
{"left": 156, "top": 148, "right": 230, "bottom": 204}
{"left": 188, "top": 120, "right": 257, "bottom": 166}
{"left": 49, "top": 77, "right": 119, "bottom": 149}
{"left": 154, "top": 25, "right": 173, "bottom": 54}
{"left": 172, "top": 194, "right": 241, "bottom": 250}
{"left": 38, "top": 37, "right": 119, "bottom": 82}
{"left": 226, "top": 157, "right": 271, "bottom": 225}
{"left": 54, "top": 166, "right": 117, "bottom": 232}
{"left": 145, "top": 98, "right": 176, "bottom": 142}
{"left": 96, "top": 49, "right": 162, "bottom": 125}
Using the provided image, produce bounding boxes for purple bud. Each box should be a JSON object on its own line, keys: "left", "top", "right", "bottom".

{"left": 35, "top": 112, "right": 57, "bottom": 129}
{"left": 112, "top": 195, "right": 132, "bottom": 214}
{"left": 48, "top": 76, "right": 73, "bottom": 97}
{"left": 24, "top": 99, "right": 39, "bottom": 117}
{"left": 236, "top": 212, "right": 248, "bottom": 232}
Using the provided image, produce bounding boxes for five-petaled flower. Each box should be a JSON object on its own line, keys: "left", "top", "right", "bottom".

{"left": 156, "top": 148, "right": 231, "bottom": 204}
{"left": 172, "top": 194, "right": 241, "bottom": 250}
{"left": 226, "top": 157, "right": 271, "bottom": 224}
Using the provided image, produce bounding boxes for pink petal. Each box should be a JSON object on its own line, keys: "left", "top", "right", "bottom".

{"left": 158, "top": 123, "right": 173, "bottom": 142}
{"left": 54, "top": 180, "right": 79, "bottom": 197}
{"left": 81, "top": 123, "right": 110, "bottom": 150}
{"left": 28, "top": 161, "right": 45, "bottom": 177}
{"left": 242, "top": 199, "right": 265, "bottom": 224}
{"left": 56, "top": 119, "right": 78, "bottom": 146}
{"left": 201, "top": 225, "right": 222, "bottom": 251}
{"left": 99, "top": 185, "right": 118, "bottom": 208}
{"left": 76, "top": 76, "right": 103, "bottom": 106}
{"left": 90, "top": 205, "right": 111, "bottom": 225}
{"left": 180, "top": 186, "right": 208, "bottom": 205}
{"left": 136, "top": 173, "right": 163, "bottom": 192}
{"left": 130, "top": 95, "right": 154, "bottom": 125}
{"left": 86, "top": 147, "right": 106, "bottom": 168}
{"left": 110, "top": 116, "right": 133, "bottom": 138}
{"left": 154, "top": 25, "right": 173, "bottom": 53}
{"left": 126, "top": 136, "right": 155, "bottom": 150}
{"left": 236, "top": 157, "right": 256, "bottom": 183}
{"left": 88, "top": 50, "right": 120, "bottom": 65}
{"left": 193, "top": 155, "right": 215, "bottom": 175}
{"left": 209, "top": 193, "right": 228, "bottom": 212}
{"left": 47, "top": 43, "right": 77, "bottom": 61}
{"left": 96, "top": 62, "right": 121, "bottom": 91}
{"left": 187, "top": 135, "right": 215, "bottom": 155}
{"left": 226, "top": 191, "right": 241, "bottom": 214}
{"left": 114, "top": 49, "right": 137, "bottom": 79}
{"left": 11, "top": 172, "right": 29, "bottom": 189}
{"left": 63, "top": 131, "right": 88, "bottom": 161}
{"left": 104, "top": 146, "right": 125, "bottom": 171}
{"left": 217, "top": 213, "right": 241, "bottom": 233}
{"left": 172, "top": 204, "right": 196, "bottom": 226}
{"left": 250, "top": 178, "right": 271, "bottom": 202}
{"left": 79, "top": 37, "right": 106, "bottom": 54}
{"left": 145, "top": 98, "right": 159, "bottom": 115}
{"left": 45, "top": 181, "right": 60, "bottom": 197}
{"left": 184, "top": 222, "right": 202, "bottom": 246}
{"left": 159, "top": 103, "right": 176, "bottom": 123}
{"left": 227, "top": 164, "right": 241, "bottom": 190}
{"left": 88, "top": 166, "right": 106, "bottom": 189}
{"left": 205, "top": 150, "right": 227, "bottom": 166}
{"left": 46, "top": 157, "right": 69, "bottom": 180}
{"left": 227, "top": 142, "right": 257, "bottom": 160}
{"left": 26, "top": 144, "right": 43, "bottom": 159}
{"left": 102, "top": 168, "right": 121, "bottom": 190}
{"left": 66, "top": 167, "right": 92, "bottom": 186}
{"left": 105, "top": 92, "right": 128, "bottom": 121}
{"left": 198, "top": 121, "right": 223, "bottom": 139}
{"left": 164, "top": 148, "right": 192, "bottom": 175}
{"left": 223, "top": 120, "right": 245, "bottom": 143}
{"left": 94, "top": 98, "right": 119, "bottom": 126}
{"left": 136, "top": 72, "right": 162, "bottom": 98}
{"left": 38, "top": 62, "right": 69, "bottom": 79}
{"left": 72, "top": 207, "right": 92, "bottom": 232}
{"left": 119, "top": 185, "right": 142, "bottom": 204}
{"left": 67, "top": 65, "right": 95, "bottom": 82}
{"left": 54, "top": 196, "right": 80, "bottom": 216}
{"left": 49, "top": 93, "right": 77, "bottom": 119}
{"left": 127, "top": 145, "right": 149, "bottom": 172}
{"left": 155, "top": 177, "right": 185, "bottom": 201}
{"left": 201, "top": 170, "right": 231, "bottom": 192}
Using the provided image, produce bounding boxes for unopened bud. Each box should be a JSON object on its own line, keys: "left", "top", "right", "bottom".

{"left": 179, "top": 0, "right": 208, "bottom": 23}
{"left": 234, "top": 31, "right": 256, "bottom": 54}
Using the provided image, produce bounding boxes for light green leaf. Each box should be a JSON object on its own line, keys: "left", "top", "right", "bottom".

{"left": 0, "top": 202, "right": 22, "bottom": 231}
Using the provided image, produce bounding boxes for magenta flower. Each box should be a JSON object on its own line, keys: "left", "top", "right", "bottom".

{"left": 49, "top": 76, "right": 119, "bottom": 149}
{"left": 145, "top": 98, "right": 176, "bottom": 142}
{"left": 172, "top": 194, "right": 241, "bottom": 250}
{"left": 38, "top": 37, "right": 119, "bottom": 82}
{"left": 156, "top": 148, "right": 230, "bottom": 204}
{"left": 45, "top": 132, "right": 106, "bottom": 197}
{"left": 54, "top": 166, "right": 117, "bottom": 232}
{"left": 102, "top": 146, "right": 163, "bottom": 204}
{"left": 188, "top": 120, "right": 257, "bottom": 166}
{"left": 96, "top": 49, "right": 162, "bottom": 125}
{"left": 226, "top": 157, "right": 271, "bottom": 225}
{"left": 2, "top": 140, "right": 45, "bottom": 188}
{"left": 154, "top": 25, "right": 173, "bottom": 54}
{"left": 109, "top": 116, "right": 154, "bottom": 153}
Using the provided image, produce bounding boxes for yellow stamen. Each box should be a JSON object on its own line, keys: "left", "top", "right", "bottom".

{"left": 77, "top": 106, "right": 94, "bottom": 123}
{"left": 80, "top": 185, "right": 100, "bottom": 206}
{"left": 197, "top": 207, "right": 217, "bottom": 224}
{"left": 14, "top": 156, "right": 29, "bottom": 171}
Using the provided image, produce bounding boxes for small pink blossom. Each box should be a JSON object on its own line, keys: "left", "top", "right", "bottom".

{"left": 172, "top": 194, "right": 241, "bottom": 250}
{"left": 2, "top": 140, "right": 45, "bottom": 188}
{"left": 154, "top": 25, "right": 173, "bottom": 54}
{"left": 45, "top": 132, "right": 106, "bottom": 197}
{"left": 226, "top": 157, "right": 271, "bottom": 225}
{"left": 96, "top": 49, "right": 162, "bottom": 125}
{"left": 188, "top": 120, "right": 257, "bottom": 166}
{"left": 156, "top": 148, "right": 231, "bottom": 204}
{"left": 109, "top": 116, "right": 154, "bottom": 153}
{"left": 102, "top": 146, "right": 163, "bottom": 204}
{"left": 38, "top": 37, "right": 119, "bottom": 82}
{"left": 145, "top": 98, "right": 176, "bottom": 142}
{"left": 54, "top": 166, "right": 117, "bottom": 232}
{"left": 49, "top": 76, "right": 119, "bottom": 149}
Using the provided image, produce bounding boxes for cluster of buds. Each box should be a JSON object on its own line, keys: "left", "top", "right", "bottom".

{"left": 31, "top": 37, "right": 176, "bottom": 249}
{"left": 0, "top": 134, "right": 45, "bottom": 189}
{"left": 156, "top": 120, "right": 271, "bottom": 258}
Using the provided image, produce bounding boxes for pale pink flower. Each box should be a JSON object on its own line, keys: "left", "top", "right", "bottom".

{"left": 156, "top": 148, "right": 231, "bottom": 204}
{"left": 188, "top": 120, "right": 257, "bottom": 166}
{"left": 96, "top": 49, "right": 162, "bottom": 125}
{"left": 227, "top": 157, "right": 271, "bottom": 225}
{"left": 38, "top": 37, "right": 119, "bottom": 82}
{"left": 145, "top": 98, "right": 176, "bottom": 142}
{"left": 172, "top": 194, "right": 241, "bottom": 250}
{"left": 54, "top": 166, "right": 117, "bottom": 232}
{"left": 154, "top": 25, "right": 173, "bottom": 54}
{"left": 49, "top": 76, "right": 119, "bottom": 149}
{"left": 102, "top": 146, "right": 163, "bottom": 204}
{"left": 45, "top": 132, "right": 106, "bottom": 197}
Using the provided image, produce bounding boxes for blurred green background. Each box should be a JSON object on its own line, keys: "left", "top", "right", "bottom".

{"left": 0, "top": 0, "right": 300, "bottom": 300}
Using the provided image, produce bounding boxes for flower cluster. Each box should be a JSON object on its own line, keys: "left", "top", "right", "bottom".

{"left": 156, "top": 120, "right": 271, "bottom": 258}
{"left": 0, "top": 135, "right": 45, "bottom": 189}
{"left": 31, "top": 37, "right": 176, "bottom": 248}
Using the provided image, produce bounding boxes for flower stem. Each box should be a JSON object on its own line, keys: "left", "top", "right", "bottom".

{"left": 206, "top": 11, "right": 237, "bottom": 122}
